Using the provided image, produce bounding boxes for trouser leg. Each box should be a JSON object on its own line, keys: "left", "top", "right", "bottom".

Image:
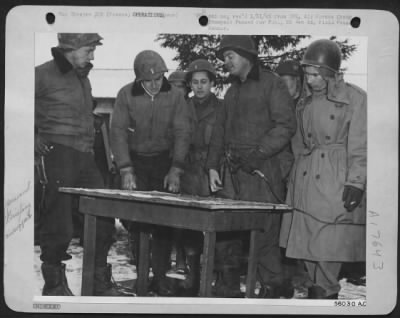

{"left": 151, "top": 225, "right": 173, "bottom": 279}
{"left": 305, "top": 261, "right": 342, "bottom": 298}
{"left": 39, "top": 144, "right": 78, "bottom": 264}
{"left": 39, "top": 144, "right": 82, "bottom": 296}
{"left": 256, "top": 213, "right": 284, "bottom": 285}
{"left": 214, "top": 232, "right": 242, "bottom": 297}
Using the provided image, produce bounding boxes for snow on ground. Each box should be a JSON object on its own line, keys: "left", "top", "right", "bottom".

{"left": 34, "top": 221, "right": 366, "bottom": 299}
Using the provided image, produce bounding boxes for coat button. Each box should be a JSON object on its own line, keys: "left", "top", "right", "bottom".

{"left": 325, "top": 136, "right": 331, "bottom": 140}
{"left": 321, "top": 153, "right": 325, "bottom": 158}
{"left": 303, "top": 171, "right": 307, "bottom": 176}
{"left": 330, "top": 115, "right": 335, "bottom": 120}
{"left": 307, "top": 133, "right": 312, "bottom": 138}
{"left": 316, "top": 174, "right": 320, "bottom": 179}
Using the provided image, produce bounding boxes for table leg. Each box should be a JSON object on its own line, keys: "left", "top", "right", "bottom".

{"left": 245, "top": 229, "right": 259, "bottom": 298}
{"left": 136, "top": 231, "right": 150, "bottom": 296}
{"left": 81, "top": 214, "right": 97, "bottom": 296}
{"left": 200, "top": 231, "right": 216, "bottom": 297}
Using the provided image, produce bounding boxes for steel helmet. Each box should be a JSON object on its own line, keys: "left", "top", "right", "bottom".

{"left": 57, "top": 33, "right": 103, "bottom": 50}
{"left": 276, "top": 60, "right": 303, "bottom": 77}
{"left": 301, "top": 39, "right": 342, "bottom": 77}
{"left": 186, "top": 59, "right": 216, "bottom": 82}
{"left": 134, "top": 50, "right": 168, "bottom": 81}
{"left": 216, "top": 35, "right": 258, "bottom": 61}
{"left": 168, "top": 71, "right": 187, "bottom": 83}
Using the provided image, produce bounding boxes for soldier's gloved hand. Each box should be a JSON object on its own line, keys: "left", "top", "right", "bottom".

{"left": 120, "top": 167, "right": 137, "bottom": 190}
{"left": 241, "top": 148, "right": 267, "bottom": 174}
{"left": 35, "top": 135, "right": 52, "bottom": 156}
{"left": 342, "top": 185, "right": 364, "bottom": 212}
{"left": 164, "top": 167, "right": 183, "bottom": 193}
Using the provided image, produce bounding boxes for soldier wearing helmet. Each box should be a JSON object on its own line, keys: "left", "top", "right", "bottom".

{"left": 35, "top": 33, "right": 124, "bottom": 296}
{"left": 110, "top": 50, "right": 192, "bottom": 296}
{"left": 276, "top": 60, "right": 303, "bottom": 103}
{"left": 275, "top": 60, "right": 304, "bottom": 182}
{"left": 275, "top": 60, "right": 311, "bottom": 295}
{"left": 206, "top": 35, "right": 297, "bottom": 298}
{"left": 280, "top": 39, "right": 367, "bottom": 299}
{"left": 168, "top": 59, "right": 222, "bottom": 296}
{"left": 168, "top": 71, "right": 190, "bottom": 99}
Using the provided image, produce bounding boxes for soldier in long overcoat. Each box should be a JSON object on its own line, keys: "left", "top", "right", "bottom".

{"left": 279, "top": 39, "right": 367, "bottom": 299}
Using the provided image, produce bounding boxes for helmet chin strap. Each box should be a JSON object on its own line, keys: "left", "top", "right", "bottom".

{"left": 141, "top": 82, "right": 160, "bottom": 100}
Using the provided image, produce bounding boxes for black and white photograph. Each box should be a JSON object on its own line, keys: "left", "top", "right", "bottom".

{"left": 4, "top": 6, "right": 398, "bottom": 315}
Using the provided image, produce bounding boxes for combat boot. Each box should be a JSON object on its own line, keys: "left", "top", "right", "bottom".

{"left": 213, "top": 266, "right": 242, "bottom": 298}
{"left": 179, "top": 253, "right": 201, "bottom": 297}
{"left": 41, "top": 263, "right": 74, "bottom": 296}
{"left": 308, "top": 285, "right": 338, "bottom": 299}
{"left": 93, "top": 264, "right": 129, "bottom": 296}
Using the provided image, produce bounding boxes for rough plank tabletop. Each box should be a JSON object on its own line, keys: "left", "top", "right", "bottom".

{"left": 59, "top": 187, "right": 292, "bottom": 211}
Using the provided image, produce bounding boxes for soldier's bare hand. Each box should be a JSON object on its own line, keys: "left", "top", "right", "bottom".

{"left": 209, "top": 169, "right": 223, "bottom": 192}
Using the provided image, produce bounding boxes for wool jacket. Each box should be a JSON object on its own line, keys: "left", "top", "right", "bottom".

{"left": 206, "top": 66, "right": 296, "bottom": 170}
{"left": 110, "top": 78, "right": 191, "bottom": 170}
{"left": 180, "top": 94, "right": 222, "bottom": 197}
{"left": 35, "top": 48, "right": 96, "bottom": 153}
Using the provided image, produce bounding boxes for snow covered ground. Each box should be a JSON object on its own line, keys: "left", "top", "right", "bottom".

{"left": 34, "top": 221, "right": 366, "bottom": 299}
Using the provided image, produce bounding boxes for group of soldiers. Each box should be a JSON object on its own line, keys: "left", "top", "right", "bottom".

{"left": 34, "top": 33, "right": 367, "bottom": 299}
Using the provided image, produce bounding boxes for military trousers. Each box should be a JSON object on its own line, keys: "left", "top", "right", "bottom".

{"left": 38, "top": 143, "right": 115, "bottom": 265}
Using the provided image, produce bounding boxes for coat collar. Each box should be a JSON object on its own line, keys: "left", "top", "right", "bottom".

{"left": 131, "top": 77, "right": 171, "bottom": 97}
{"left": 227, "top": 64, "right": 260, "bottom": 83}
{"left": 190, "top": 94, "right": 219, "bottom": 121}
{"left": 51, "top": 47, "right": 93, "bottom": 78}
{"left": 51, "top": 47, "right": 73, "bottom": 74}
{"left": 302, "top": 74, "right": 350, "bottom": 105}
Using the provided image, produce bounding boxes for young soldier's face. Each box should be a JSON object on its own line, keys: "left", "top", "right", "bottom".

{"left": 223, "top": 50, "right": 251, "bottom": 78}
{"left": 190, "top": 71, "right": 213, "bottom": 100}
{"left": 142, "top": 75, "right": 164, "bottom": 95}
{"left": 69, "top": 46, "right": 95, "bottom": 69}
{"left": 304, "top": 66, "right": 327, "bottom": 92}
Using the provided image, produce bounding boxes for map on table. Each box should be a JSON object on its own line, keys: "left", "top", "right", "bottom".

{"left": 59, "top": 187, "right": 292, "bottom": 211}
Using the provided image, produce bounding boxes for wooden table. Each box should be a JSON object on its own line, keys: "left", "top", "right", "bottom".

{"left": 59, "top": 188, "right": 291, "bottom": 298}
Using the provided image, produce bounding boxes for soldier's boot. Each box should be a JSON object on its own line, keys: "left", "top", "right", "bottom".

{"left": 41, "top": 263, "right": 74, "bottom": 296}
{"left": 180, "top": 253, "right": 201, "bottom": 297}
{"left": 93, "top": 264, "right": 129, "bottom": 296}
{"left": 214, "top": 265, "right": 242, "bottom": 298}
{"left": 308, "top": 285, "right": 338, "bottom": 299}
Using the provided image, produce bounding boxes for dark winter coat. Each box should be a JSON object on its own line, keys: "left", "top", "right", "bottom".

{"left": 181, "top": 94, "right": 222, "bottom": 196}
{"left": 110, "top": 79, "right": 191, "bottom": 170}
{"left": 206, "top": 66, "right": 296, "bottom": 203}
{"left": 279, "top": 77, "right": 367, "bottom": 262}
{"left": 35, "top": 48, "right": 96, "bottom": 153}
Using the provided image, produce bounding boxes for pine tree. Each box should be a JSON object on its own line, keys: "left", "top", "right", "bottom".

{"left": 156, "top": 34, "right": 357, "bottom": 90}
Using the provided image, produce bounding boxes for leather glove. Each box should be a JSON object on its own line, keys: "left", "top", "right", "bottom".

{"left": 241, "top": 148, "right": 267, "bottom": 174}
{"left": 342, "top": 185, "right": 364, "bottom": 212}
{"left": 120, "top": 167, "right": 137, "bottom": 190}
{"left": 164, "top": 167, "right": 183, "bottom": 193}
{"left": 35, "top": 135, "right": 52, "bottom": 156}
